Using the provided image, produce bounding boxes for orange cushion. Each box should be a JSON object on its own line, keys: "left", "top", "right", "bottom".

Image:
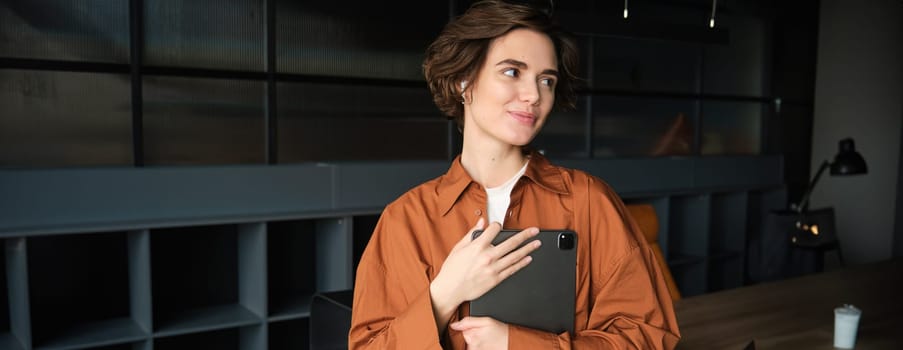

{"left": 626, "top": 204, "right": 682, "bottom": 301}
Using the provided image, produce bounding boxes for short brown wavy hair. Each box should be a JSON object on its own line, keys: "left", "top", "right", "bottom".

{"left": 423, "top": 0, "right": 580, "bottom": 128}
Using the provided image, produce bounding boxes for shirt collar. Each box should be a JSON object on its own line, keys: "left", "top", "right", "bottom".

{"left": 436, "top": 150, "right": 569, "bottom": 216}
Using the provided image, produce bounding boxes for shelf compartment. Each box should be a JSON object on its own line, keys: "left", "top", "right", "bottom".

{"left": 746, "top": 189, "right": 789, "bottom": 247}
{"left": 708, "top": 255, "right": 744, "bottom": 291}
{"left": 1, "top": 239, "right": 9, "bottom": 337}
{"left": 0, "top": 333, "right": 23, "bottom": 350}
{"left": 152, "top": 304, "right": 260, "bottom": 338}
{"left": 32, "top": 317, "right": 146, "bottom": 350}
{"left": 268, "top": 318, "right": 310, "bottom": 350}
{"left": 5, "top": 238, "right": 29, "bottom": 350}
{"left": 669, "top": 260, "right": 708, "bottom": 297}
{"left": 27, "top": 232, "right": 134, "bottom": 348}
{"left": 268, "top": 293, "right": 313, "bottom": 322}
{"left": 154, "top": 327, "right": 240, "bottom": 350}
{"left": 352, "top": 215, "right": 380, "bottom": 280}
{"left": 667, "top": 195, "right": 710, "bottom": 297}
{"left": 707, "top": 251, "right": 743, "bottom": 262}
{"left": 666, "top": 253, "right": 706, "bottom": 267}
{"left": 82, "top": 342, "right": 148, "bottom": 350}
{"left": 151, "top": 225, "right": 260, "bottom": 334}
{"left": 709, "top": 192, "right": 748, "bottom": 256}
{"left": 315, "top": 218, "right": 353, "bottom": 292}
{"left": 668, "top": 195, "right": 710, "bottom": 258}
{"left": 267, "top": 220, "right": 316, "bottom": 318}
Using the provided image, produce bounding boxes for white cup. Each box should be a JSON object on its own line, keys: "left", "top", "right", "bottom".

{"left": 834, "top": 304, "right": 861, "bottom": 349}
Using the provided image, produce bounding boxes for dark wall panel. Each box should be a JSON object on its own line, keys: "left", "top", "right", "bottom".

{"left": 0, "top": 70, "right": 132, "bottom": 168}
{"left": 0, "top": 0, "right": 129, "bottom": 63}
{"left": 275, "top": 1, "right": 447, "bottom": 80}
{"left": 143, "top": 76, "right": 266, "bottom": 165}
{"left": 276, "top": 82, "right": 446, "bottom": 162}
{"left": 144, "top": 0, "right": 264, "bottom": 71}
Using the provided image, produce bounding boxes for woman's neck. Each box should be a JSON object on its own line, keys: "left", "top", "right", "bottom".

{"left": 460, "top": 138, "right": 528, "bottom": 188}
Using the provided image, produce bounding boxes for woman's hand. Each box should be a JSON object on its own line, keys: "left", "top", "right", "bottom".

{"left": 450, "top": 316, "right": 509, "bottom": 350}
{"left": 429, "top": 218, "right": 541, "bottom": 331}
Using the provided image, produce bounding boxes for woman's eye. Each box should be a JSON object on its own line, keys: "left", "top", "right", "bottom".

{"left": 503, "top": 68, "right": 518, "bottom": 77}
{"left": 540, "top": 78, "right": 556, "bottom": 87}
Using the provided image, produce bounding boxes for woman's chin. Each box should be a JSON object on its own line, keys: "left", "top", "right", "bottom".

{"left": 505, "top": 135, "right": 538, "bottom": 147}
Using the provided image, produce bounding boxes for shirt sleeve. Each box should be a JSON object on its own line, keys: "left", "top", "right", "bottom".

{"left": 348, "top": 202, "right": 447, "bottom": 350}
{"left": 505, "top": 173, "right": 680, "bottom": 349}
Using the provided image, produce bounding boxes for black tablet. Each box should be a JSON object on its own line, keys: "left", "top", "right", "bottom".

{"left": 469, "top": 229, "right": 577, "bottom": 334}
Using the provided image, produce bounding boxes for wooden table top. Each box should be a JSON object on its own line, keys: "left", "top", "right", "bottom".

{"left": 674, "top": 259, "right": 903, "bottom": 350}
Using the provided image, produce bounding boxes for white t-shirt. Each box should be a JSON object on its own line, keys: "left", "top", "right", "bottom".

{"left": 485, "top": 161, "right": 529, "bottom": 226}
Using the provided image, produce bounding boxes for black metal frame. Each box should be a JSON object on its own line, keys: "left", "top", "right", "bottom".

{"left": 0, "top": 0, "right": 776, "bottom": 167}
{"left": 130, "top": 0, "right": 144, "bottom": 167}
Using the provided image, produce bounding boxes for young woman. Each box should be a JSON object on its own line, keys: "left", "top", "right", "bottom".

{"left": 349, "top": 1, "right": 680, "bottom": 349}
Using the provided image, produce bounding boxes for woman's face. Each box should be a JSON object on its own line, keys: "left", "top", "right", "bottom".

{"left": 464, "top": 28, "right": 558, "bottom": 147}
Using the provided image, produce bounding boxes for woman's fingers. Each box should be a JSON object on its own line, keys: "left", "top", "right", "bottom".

{"left": 453, "top": 217, "right": 486, "bottom": 251}
{"left": 490, "top": 227, "right": 539, "bottom": 257}
{"left": 472, "top": 221, "right": 503, "bottom": 246}
{"left": 497, "top": 254, "right": 534, "bottom": 281}
{"left": 477, "top": 227, "right": 541, "bottom": 278}
{"left": 449, "top": 316, "right": 490, "bottom": 331}
{"left": 494, "top": 237, "right": 540, "bottom": 271}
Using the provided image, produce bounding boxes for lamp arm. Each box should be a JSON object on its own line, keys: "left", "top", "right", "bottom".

{"left": 796, "top": 160, "right": 830, "bottom": 213}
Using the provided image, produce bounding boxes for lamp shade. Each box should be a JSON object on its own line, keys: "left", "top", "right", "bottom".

{"left": 830, "top": 138, "right": 868, "bottom": 175}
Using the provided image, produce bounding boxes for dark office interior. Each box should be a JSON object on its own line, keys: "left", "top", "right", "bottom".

{"left": 1, "top": 0, "right": 901, "bottom": 349}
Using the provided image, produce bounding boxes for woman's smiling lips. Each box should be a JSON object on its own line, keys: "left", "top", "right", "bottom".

{"left": 509, "top": 110, "right": 536, "bottom": 125}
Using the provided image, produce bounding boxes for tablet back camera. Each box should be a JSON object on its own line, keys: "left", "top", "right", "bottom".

{"left": 558, "top": 232, "right": 575, "bottom": 250}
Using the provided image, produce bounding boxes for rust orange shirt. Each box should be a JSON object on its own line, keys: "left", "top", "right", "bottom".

{"left": 350, "top": 152, "right": 680, "bottom": 349}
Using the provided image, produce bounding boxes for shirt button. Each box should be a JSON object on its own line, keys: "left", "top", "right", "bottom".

{"left": 475, "top": 209, "right": 482, "bottom": 216}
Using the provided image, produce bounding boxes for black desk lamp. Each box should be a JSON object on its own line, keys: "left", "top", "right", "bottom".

{"left": 789, "top": 138, "right": 867, "bottom": 263}
{"left": 794, "top": 138, "right": 868, "bottom": 213}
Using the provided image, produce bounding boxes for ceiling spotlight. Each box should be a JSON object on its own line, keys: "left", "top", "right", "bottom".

{"left": 709, "top": 0, "right": 717, "bottom": 28}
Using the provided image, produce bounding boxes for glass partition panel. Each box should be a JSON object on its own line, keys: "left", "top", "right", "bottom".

{"left": 0, "top": 70, "right": 132, "bottom": 168}
{"left": 277, "top": 82, "right": 446, "bottom": 162}
{"left": 701, "top": 100, "right": 762, "bottom": 155}
{"left": 143, "top": 76, "right": 265, "bottom": 165}
{"left": 593, "top": 96, "right": 698, "bottom": 157}
{"left": 0, "top": 0, "right": 129, "bottom": 62}
{"left": 591, "top": 37, "right": 701, "bottom": 93}
{"left": 144, "top": 0, "right": 265, "bottom": 71}
{"left": 532, "top": 96, "right": 590, "bottom": 159}
{"left": 276, "top": 1, "right": 447, "bottom": 80}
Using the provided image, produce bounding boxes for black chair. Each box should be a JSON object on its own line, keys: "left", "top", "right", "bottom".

{"left": 748, "top": 207, "right": 844, "bottom": 283}
{"left": 789, "top": 207, "right": 845, "bottom": 270}
{"left": 310, "top": 290, "right": 354, "bottom": 350}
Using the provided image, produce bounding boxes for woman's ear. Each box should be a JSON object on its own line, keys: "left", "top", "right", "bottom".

{"left": 460, "top": 80, "right": 469, "bottom": 105}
